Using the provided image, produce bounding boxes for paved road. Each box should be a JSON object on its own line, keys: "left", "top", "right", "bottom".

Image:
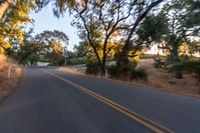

{"left": 0, "top": 67, "right": 200, "bottom": 133}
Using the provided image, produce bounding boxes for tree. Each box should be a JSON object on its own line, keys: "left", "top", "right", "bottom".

{"left": 156, "top": 0, "right": 200, "bottom": 78}
{"left": 116, "top": 0, "right": 165, "bottom": 75}
{"left": 34, "top": 30, "right": 69, "bottom": 65}
{"left": 73, "top": 43, "right": 87, "bottom": 59}
{"left": 163, "top": 0, "right": 200, "bottom": 62}
{"left": 68, "top": 0, "right": 135, "bottom": 75}
{"left": 0, "top": 0, "right": 50, "bottom": 20}
{"left": 17, "top": 31, "right": 45, "bottom": 64}
{"left": 47, "top": 40, "right": 63, "bottom": 65}
{"left": 136, "top": 12, "right": 169, "bottom": 46}
{"left": 53, "top": 0, "right": 166, "bottom": 76}
{"left": 0, "top": 0, "right": 35, "bottom": 54}
{"left": 35, "top": 30, "right": 69, "bottom": 45}
{"left": 0, "top": 0, "right": 52, "bottom": 54}
{"left": 132, "top": 0, "right": 200, "bottom": 78}
{"left": 11, "top": 30, "right": 69, "bottom": 65}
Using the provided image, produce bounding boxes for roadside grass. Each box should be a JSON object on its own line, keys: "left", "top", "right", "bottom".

{"left": 59, "top": 58, "right": 200, "bottom": 97}
{"left": 136, "top": 59, "right": 200, "bottom": 96}
{"left": 0, "top": 55, "right": 22, "bottom": 102}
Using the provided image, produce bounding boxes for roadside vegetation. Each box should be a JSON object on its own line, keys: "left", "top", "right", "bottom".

{"left": 0, "top": 0, "right": 199, "bottom": 96}
{"left": 0, "top": 55, "right": 22, "bottom": 102}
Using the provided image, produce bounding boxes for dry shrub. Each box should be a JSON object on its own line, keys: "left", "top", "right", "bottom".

{"left": 150, "top": 82, "right": 162, "bottom": 88}
{"left": 0, "top": 55, "right": 7, "bottom": 71}
{"left": 0, "top": 54, "right": 22, "bottom": 102}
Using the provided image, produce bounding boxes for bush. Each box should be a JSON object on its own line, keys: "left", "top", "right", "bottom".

{"left": 170, "top": 60, "right": 200, "bottom": 79}
{"left": 130, "top": 68, "right": 148, "bottom": 80}
{"left": 153, "top": 58, "right": 166, "bottom": 68}
{"left": 106, "top": 64, "right": 118, "bottom": 77}
{"left": 106, "top": 64, "right": 148, "bottom": 80}
{"left": 139, "top": 54, "right": 155, "bottom": 59}
{"left": 85, "top": 62, "right": 100, "bottom": 75}
{"left": 68, "top": 57, "right": 87, "bottom": 65}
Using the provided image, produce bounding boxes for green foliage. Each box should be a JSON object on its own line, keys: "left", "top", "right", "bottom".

{"left": 130, "top": 68, "right": 148, "bottom": 81}
{"left": 85, "top": 62, "right": 100, "bottom": 75}
{"left": 0, "top": 0, "right": 35, "bottom": 53}
{"left": 67, "top": 58, "right": 87, "bottom": 65}
{"left": 106, "top": 64, "right": 147, "bottom": 80}
{"left": 170, "top": 60, "right": 200, "bottom": 79}
{"left": 161, "top": 0, "right": 200, "bottom": 61}
{"left": 73, "top": 43, "right": 87, "bottom": 58}
{"left": 137, "top": 12, "right": 169, "bottom": 44}
{"left": 139, "top": 54, "right": 155, "bottom": 59}
{"left": 27, "top": 53, "right": 40, "bottom": 66}
{"left": 33, "top": 30, "right": 69, "bottom": 65}
{"left": 35, "top": 30, "right": 69, "bottom": 45}
{"left": 106, "top": 64, "right": 118, "bottom": 78}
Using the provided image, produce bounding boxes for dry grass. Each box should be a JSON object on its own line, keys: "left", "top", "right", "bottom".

{"left": 0, "top": 55, "right": 22, "bottom": 102}
{"left": 58, "top": 67, "right": 84, "bottom": 75}
{"left": 59, "top": 59, "right": 200, "bottom": 97}
{"left": 135, "top": 59, "right": 200, "bottom": 96}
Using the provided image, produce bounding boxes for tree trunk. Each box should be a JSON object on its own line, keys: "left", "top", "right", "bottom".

{"left": 116, "top": 0, "right": 164, "bottom": 75}
{"left": 0, "top": 0, "right": 13, "bottom": 20}
{"left": 116, "top": 41, "right": 130, "bottom": 76}
{"left": 171, "top": 41, "right": 180, "bottom": 61}
{"left": 100, "top": 55, "right": 106, "bottom": 76}
{"left": 171, "top": 43, "right": 183, "bottom": 79}
{"left": 100, "top": 66, "right": 105, "bottom": 76}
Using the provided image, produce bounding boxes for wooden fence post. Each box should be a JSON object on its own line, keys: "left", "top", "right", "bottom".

{"left": 8, "top": 63, "right": 12, "bottom": 79}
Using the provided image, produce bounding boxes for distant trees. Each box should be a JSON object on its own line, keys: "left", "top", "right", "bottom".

{"left": 139, "top": 0, "right": 200, "bottom": 78}
{"left": 10, "top": 30, "right": 69, "bottom": 65}
{"left": 32, "top": 30, "right": 69, "bottom": 65}
{"left": 35, "top": 30, "right": 69, "bottom": 46}
{"left": 155, "top": 0, "right": 200, "bottom": 63}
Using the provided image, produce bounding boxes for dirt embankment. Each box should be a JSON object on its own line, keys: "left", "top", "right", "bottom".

{"left": 0, "top": 55, "right": 22, "bottom": 102}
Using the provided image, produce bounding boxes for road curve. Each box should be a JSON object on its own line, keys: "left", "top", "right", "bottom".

{"left": 0, "top": 67, "right": 200, "bottom": 133}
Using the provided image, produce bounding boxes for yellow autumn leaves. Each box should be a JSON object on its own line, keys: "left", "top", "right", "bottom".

{"left": 0, "top": 0, "right": 35, "bottom": 54}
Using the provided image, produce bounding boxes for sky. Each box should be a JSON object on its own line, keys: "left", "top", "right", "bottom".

{"left": 29, "top": 3, "right": 79, "bottom": 51}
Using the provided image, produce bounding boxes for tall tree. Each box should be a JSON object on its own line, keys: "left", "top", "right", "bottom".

{"left": 53, "top": 0, "right": 166, "bottom": 76}
{"left": 131, "top": 0, "right": 200, "bottom": 78}
{"left": 71, "top": 0, "right": 135, "bottom": 75}
{"left": 163, "top": 0, "right": 200, "bottom": 62}
{"left": 35, "top": 30, "right": 69, "bottom": 65}
{"left": 0, "top": 0, "right": 51, "bottom": 20}
{"left": 117, "top": 0, "right": 164, "bottom": 75}
{"left": 0, "top": 0, "right": 52, "bottom": 54}
{"left": 15, "top": 30, "right": 69, "bottom": 64}
{"left": 0, "top": 0, "right": 34, "bottom": 54}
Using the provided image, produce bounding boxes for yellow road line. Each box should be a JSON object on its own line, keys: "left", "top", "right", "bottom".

{"left": 41, "top": 69, "right": 175, "bottom": 133}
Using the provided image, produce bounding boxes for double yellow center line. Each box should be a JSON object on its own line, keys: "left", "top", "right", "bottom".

{"left": 41, "top": 69, "right": 174, "bottom": 133}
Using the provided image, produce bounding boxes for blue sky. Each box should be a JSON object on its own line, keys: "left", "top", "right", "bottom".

{"left": 29, "top": 3, "right": 79, "bottom": 51}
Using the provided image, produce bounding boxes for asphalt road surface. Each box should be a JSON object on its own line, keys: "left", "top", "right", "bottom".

{"left": 0, "top": 67, "right": 200, "bottom": 133}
